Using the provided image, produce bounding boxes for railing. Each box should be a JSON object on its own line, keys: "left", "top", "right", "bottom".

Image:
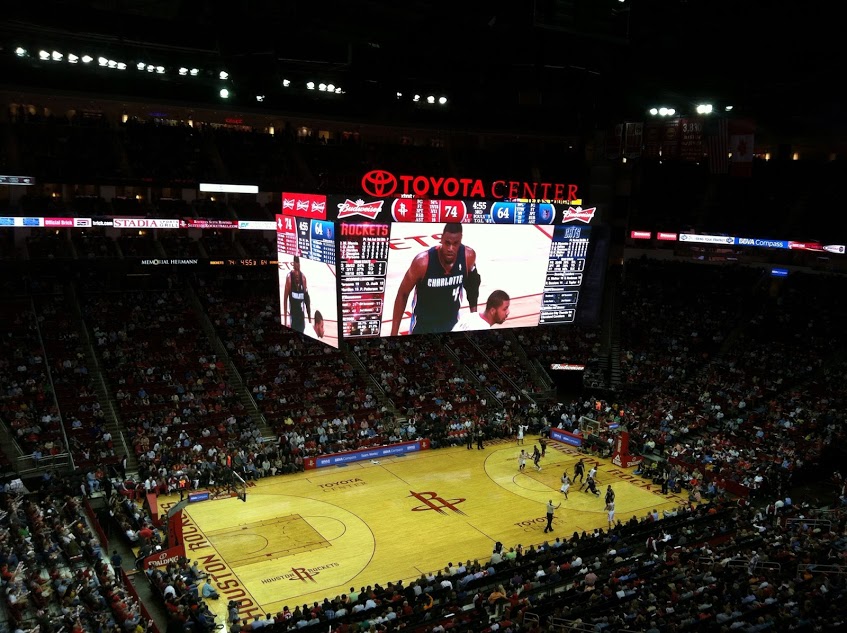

{"left": 786, "top": 517, "right": 832, "bottom": 532}
{"left": 68, "top": 283, "right": 124, "bottom": 449}
{"left": 15, "top": 450, "right": 71, "bottom": 474}
{"left": 30, "top": 295, "right": 74, "bottom": 470}
{"left": 723, "top": 558, "right": 781, "bottom": 573}
{"left": 797, "top": 563, "right": 847, "bottom": 579}
{"left": 463, "top": 332, "right": 537, "bottom": 406}
{"left": 441, "top": 338, "right": 505, "bottom": 410}
{"left": 183, "top": 284, "right": 270, "bottom": 430}
{"left": 349, "top": 347, "right": 397, "bottom": 412}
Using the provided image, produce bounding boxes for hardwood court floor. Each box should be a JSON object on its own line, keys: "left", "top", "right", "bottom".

{"left": 158, "top": 437, "right": 685, "bottom": 621}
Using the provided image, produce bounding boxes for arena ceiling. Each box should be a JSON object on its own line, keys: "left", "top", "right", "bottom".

{"left": 0, "top": 0, "right": 841, "bottom": 140}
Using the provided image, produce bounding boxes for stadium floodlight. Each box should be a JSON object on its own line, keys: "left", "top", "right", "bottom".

{"left": 326, "top": 83, "right": 335, "bottom": 92}
{"left": 39, "top": 50, "right": 50, "bottom": 60}
{"left": 725, "top": 105, "right": 733, "bottom": 111}
{"left": 98, "top": 57, "right": 108, "bottom": 66}
{"left": 318, "top": 83, "right": 327, "bottom": 91}
{"left": 15, "top": 47, "right": 26, "bottom": 57}
{"left": 658, "top": 107, "right": 668, "bottom": 116}
{"left": 156, "top": 66, "right": 165, "bottom": 74}
{"left": 116, "top": 62, "right": 126, "bottom": 70}
{"left": 667, "top": 108, "right": 676, "bottom": 116}
{"left": 306, "top": 81, "right": 315, "bottom": 90}
{"left": 413, "top": 94, "right": 420, "bottom": 102}
{"left": 68, "top": 54, "right": 78, "bottom": 64}
{"left": 52, "top": 51, "right": 63, "bottom": 61}
{"left": 649, "top": 107, "right": 658, "bottom": 115}
{"left": 255, "top": 95, "right": 265, "bottom": 102}
{"left": 282, "top": 79, "right": 290, "bottom": 87}
{"left": 108, "top": 59, "right": 117, "bottom": 68}
{"left": 147, "top": 65, "right": 154, "bottom": 73}
{"left": 190, "top": 68, "right": 199, "bottom": 76}
{"left": 82, "top": 55, "right": 93, "bottom": 64}
{"left": 335, "top": 87, "right": 342, "bottom": 94}
{"left": 178, "top": 67, "right": 188, "bottom": 75}
{"left": 696, "top": 103, "right": 713, "bottom": 114}
{"left": 438, "top": 96, "right": 447, "bottom": 105}
{"left": 219, "top": 71, "right": 228, "bottom": 80}
{"left": 219, "top": 88, "right": 229, "bottom": 99}
{"left": 396, "top": 92, "right": 402, "bottom": 99}
{"left": 426, "top": 95, "right": 435, "bottom": 104}
{"left": 136, "top": 62, "right": 145, "bottom": 70}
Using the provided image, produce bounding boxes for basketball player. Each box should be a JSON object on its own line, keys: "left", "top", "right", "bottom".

{"left": 391, "top": 223, "right": 480, "bottom": 335}
{"left": 532, "top": 445, "right": 542, "bottom": 471}
{"left": 304, "top": 311, "right": 325, "bottom": 340}
{"left": 451, "top": 290, "right": 510, "bottom": 331}
{"left": 518, "top": 450, "right": 527, "bottom": 471}
{"left": 283, "top": 256, "right": 311, "bottom": 333}
{"left": 560, "top": 472, "right": 571, "bottom": 499}
{"left": 573, "top": 458, "right": 585, "bottom": 483}
{"left": 517, "top": 424, "right": 528, "bottom": 445}
{"left": 606, "top": 501, "right": 616, "bottom": 528}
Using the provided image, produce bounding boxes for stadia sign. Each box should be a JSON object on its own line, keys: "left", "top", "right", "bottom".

{"left": 361, "top": 169, "right": 579, "bottom": 201}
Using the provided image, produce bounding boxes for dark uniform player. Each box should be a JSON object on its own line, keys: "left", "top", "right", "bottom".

{"left": 391, "top": 223, "right": 479, "bottom": 335}
{"left": 532, "top": 445, "right": 542, "bottom": 471}
{"left": 284, "top": 256, "right": 310, "bottom": 333}
{"left": 573, "top": 458, "right": 585, "bottom": 483}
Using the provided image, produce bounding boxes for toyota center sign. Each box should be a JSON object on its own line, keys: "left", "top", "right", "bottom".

{"left": 361, "top": 169, "right": 580, "bottom": 201}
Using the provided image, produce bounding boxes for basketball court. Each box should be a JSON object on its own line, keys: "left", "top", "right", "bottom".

{"left": 157, "top": 438, "right": 684, "bottom": 622}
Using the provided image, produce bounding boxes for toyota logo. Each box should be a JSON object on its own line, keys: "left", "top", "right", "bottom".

{"left": 361, "top": 170, "right": 397, "bottom": 197}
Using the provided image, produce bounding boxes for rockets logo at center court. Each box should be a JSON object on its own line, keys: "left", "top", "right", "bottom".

{"left": 409, "top": 490, "right": 466, "bottom": 515}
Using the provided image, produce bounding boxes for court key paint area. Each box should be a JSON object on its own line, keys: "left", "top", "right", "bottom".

{"left": 161, "top": 438, "right": 684, "bottom": 622}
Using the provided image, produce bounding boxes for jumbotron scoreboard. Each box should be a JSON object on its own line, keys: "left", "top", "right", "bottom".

{"left": 276, "top": 192, "right": 603, "bottom": 347}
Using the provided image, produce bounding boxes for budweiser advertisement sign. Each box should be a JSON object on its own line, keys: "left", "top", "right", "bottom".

{"left": 561, "top": 206, "right": 597, "bottom": 223}
{"left": 282, "top": 192, "right": 327, "bottom": 220}
{"left": 360, "top": 169, "right": 580, "bottom": 201}
{"left": 336, "top": 198, "right": 385, "bottom": 220}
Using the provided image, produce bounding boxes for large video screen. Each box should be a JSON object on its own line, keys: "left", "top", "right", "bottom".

{"left": 276, "top": 214, "right": 340, "bottom": 347}
{"left": 338, "top": 221, "right": 593, "bottom": 338}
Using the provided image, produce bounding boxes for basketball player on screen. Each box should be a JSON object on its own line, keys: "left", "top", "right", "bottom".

{"left": 304, "top": 310, "right": 325, "bottom": 339}
{"left": 391, "top": 223, "right": 480, "bottom": 335}
{"left": 283, "top": 256, "right": 311, "bottom": 333}
{"left": 452, "top": 290, "right": 510, "bottom": 331}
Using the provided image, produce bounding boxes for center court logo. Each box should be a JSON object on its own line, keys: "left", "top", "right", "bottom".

{"left": 261, "top": 563, "right": 340, "bottom": 585}
{"left": 290, "top": 567, "right": 318, "bottom": 583}
{"left": 361, "top": 170, "right": 398, "bottom": 197}
{"left": 409, "top": 490, "right": 466, "bottom": 515}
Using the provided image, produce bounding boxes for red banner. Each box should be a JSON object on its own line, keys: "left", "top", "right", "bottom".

{"left": 281, "top": 192, "right": 328, "bottom": 219}
{"left": 142, "top": 543, "right": 187, "bottom": 570}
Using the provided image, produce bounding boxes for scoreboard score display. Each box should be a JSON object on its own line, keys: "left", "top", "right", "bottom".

{"left": 277, "top": 192, "right": 601, "bottom": 346}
